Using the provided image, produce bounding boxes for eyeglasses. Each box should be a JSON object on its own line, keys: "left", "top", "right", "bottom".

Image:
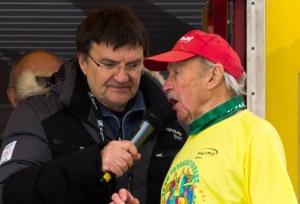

{"left": 85, "top": 51, "right": 144, "bottom": 76}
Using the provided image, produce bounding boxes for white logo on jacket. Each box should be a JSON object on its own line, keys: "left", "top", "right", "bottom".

{"left": 166, "top": 128, "right": 183, "bottom": 141}
{"left": 0, "top": 141, "right": 17, "bottom": 165}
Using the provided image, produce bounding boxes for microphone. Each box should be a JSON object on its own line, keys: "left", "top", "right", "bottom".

{"left": 129, "top": 106, "right": 166, "bottom": 149}
{"left": 100, "top": 106, "right": 167, "bottom": 184}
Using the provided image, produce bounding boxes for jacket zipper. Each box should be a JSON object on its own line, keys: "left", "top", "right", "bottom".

{"left": 156, "top": 150, "right": 179, "bottom": 158}
{"left": 53, "top": 139, "right": 85, "bottom": 150}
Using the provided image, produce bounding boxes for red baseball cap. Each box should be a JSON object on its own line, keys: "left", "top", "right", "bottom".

{"left": 143, "top": 30, "right": 244, "bottom": 81}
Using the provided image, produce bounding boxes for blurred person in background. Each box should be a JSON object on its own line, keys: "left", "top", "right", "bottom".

{"left": 7, "top": 49, "right": 64, "bottom": 108}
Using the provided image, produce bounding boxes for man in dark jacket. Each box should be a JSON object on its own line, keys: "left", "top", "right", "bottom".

{"left": 0, "top": 5, "right": 188, "bottom": 204}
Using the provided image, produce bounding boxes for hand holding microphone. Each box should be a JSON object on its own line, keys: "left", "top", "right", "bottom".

{"left": 100, "top": 140, "right": 141, "bottom": 180}
{"left": 100, "top": 106, "right": 167, "bottom": 183}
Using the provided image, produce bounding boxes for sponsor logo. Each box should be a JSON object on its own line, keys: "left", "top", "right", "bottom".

{"left": 166, "top": 128, "right": 183, "bottom": 141}
{"left": 196, "top": 148, "right": 218, "bottom": 159}
{"left": 88, "top": 92, "right": 94, "bottom": 98}
{"left": 0, "top": 141, "right": 17, "bottom": 165}
{"left": 88, "top": 92, "right": 98, "bottom": 110}
{"left": 226, "top": 102, "right": 246, "bottom": 113}
{"left": 179, "top": 36, "right": 194, "bottom": 43}
{"left": 97, "top": 119, "right": 104, "bottom": 141}
{"left": 97, "top": 119, "right": 103, "bottom": 127}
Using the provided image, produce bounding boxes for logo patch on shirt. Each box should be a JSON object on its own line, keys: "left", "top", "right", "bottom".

{"left": 196, "top": 148, "right": 218, "bottom": 159}
{"left": 0, "top": 141, "right": 17, "bottom": 165}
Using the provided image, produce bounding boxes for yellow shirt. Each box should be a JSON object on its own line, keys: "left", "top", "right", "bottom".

{"left": 161, "top": 110, "right": 297, "bottom": 204}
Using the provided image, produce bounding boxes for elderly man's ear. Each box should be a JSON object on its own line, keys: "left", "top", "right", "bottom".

{"left": 7, "top": 88, "right": 18, "bottom": 108}
{"left": 206, "top": 64, "right": 224, "bottom": 90}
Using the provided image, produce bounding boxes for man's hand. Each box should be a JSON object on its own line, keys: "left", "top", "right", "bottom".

{"left": 110, "top": 189, "right": 140, "bottom": 204}
{"left": 101, "top": 140, "right": 141, "bottom": 177}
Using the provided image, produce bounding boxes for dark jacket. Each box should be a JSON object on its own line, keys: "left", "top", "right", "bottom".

{"left": 0, "top": 59, "right": 188, "bottom": 204}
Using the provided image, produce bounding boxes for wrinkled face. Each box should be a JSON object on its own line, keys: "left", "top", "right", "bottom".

{"left": 78, "top": 43, "right": 144, "bottom": 112}
{"left": 163, "top": 57, "right": 211, "bottom": 124}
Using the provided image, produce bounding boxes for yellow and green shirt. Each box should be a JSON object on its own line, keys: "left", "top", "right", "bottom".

{"left": 161, "top": 105, "right": 297, "bottom": 203}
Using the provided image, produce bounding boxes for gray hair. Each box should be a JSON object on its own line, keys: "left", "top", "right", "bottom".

{"left": 201, "top": 57, "right": 246, "bottom": 96}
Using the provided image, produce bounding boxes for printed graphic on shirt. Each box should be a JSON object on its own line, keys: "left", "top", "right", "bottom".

{"left": 0, "top": 141, "right": 17, "bottom": 165}
{"left": 161, "top": 159, "right": 200, "bottom": 204}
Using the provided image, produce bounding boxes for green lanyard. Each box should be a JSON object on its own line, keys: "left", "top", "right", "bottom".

{"left": 189, "top": 96, "right": 246, "bottom": 135}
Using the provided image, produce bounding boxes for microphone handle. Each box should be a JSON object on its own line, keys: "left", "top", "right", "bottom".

{"left": 100, "top": 172, "right": 114, "bottom": 184}
{"left": 129, "top": 120, "right": 154, "bottom": 149}
{"left": 99, "top": 108, "right": 177, "bottom": 185}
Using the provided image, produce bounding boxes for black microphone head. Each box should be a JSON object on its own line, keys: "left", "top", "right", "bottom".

{"left": 144, "top": 106, "right": 166, "bottom": 129}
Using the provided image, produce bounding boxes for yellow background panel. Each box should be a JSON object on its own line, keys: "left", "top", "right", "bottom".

{"left": 265, "top": 0, "right": 300, "bottom": 198}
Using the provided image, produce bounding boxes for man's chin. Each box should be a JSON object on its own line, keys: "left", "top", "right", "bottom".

{"left": 108, "top": 98, "right": 131, "bottom": 110}
{"left": 175, "top": 111, "right": 185, "bottom": 122}
{"left": 109, "top": 93, "right": 131, "bottom": 102}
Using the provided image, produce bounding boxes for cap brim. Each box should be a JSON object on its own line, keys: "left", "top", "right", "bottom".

{"left": 143, "top": 50, "right": 197, "bottom": 71}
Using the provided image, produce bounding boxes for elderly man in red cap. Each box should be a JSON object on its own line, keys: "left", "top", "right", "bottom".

{"left": 110, "top": 30, "right": 297, "bottom": 204}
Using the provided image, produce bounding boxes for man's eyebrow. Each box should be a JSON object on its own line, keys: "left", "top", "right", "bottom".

{"left": 128, "top": 58, "right": 143, "bottom": 64}
{"left": 98, "top": 58, "right": 119, "bottom": 63}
